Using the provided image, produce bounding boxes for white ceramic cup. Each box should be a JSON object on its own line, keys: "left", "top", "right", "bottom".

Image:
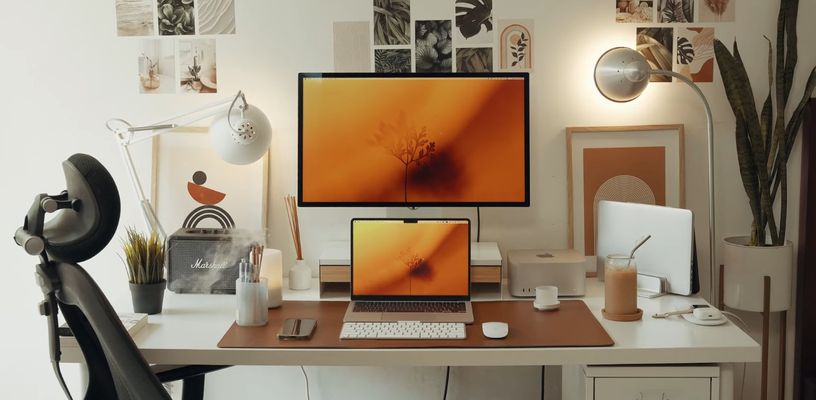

{"left": 535, "top": 285, "right": 558, "bottom": 306}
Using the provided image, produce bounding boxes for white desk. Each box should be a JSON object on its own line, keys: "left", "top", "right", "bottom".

{"left": 61, "top": 278, "right": 759, "bottom": 367}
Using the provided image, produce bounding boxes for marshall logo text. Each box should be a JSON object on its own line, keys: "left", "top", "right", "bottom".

{"left": 190, "top": 259, "right": 230, "bottom": 270}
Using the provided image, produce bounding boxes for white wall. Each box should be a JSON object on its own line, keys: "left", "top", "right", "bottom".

{"left": 1, "top": 1, "right": 813, "bottom": 399}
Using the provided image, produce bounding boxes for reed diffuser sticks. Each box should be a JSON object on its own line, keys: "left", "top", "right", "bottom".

{"left": 284, "top": 194, "right": 303, "bottom": 260}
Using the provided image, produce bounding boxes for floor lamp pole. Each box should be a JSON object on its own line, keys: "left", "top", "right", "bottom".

{"left": 651, "top": 70, "right": 716, "bottom": 301}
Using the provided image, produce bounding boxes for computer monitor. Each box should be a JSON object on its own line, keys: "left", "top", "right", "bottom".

{"left": 351, "top": 218, "right": 471, "bottom": 300}
{"left": 298, "top": 73, "right": 530, "bottom": 207}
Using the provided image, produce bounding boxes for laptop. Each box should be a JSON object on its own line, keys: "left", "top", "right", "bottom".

{"left": 343, "top": 218, "right": 474, "bottom": 324}
{"left": 596, "top": 201, "right": 698, "bottom": 295}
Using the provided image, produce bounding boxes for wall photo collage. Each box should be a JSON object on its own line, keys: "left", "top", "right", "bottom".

{"left": 335, "top": 0, "right": 534, "bottom": 74}
{"left": 116, "top": 0, "right": 237, "bottom": 94}
{"left": 618, "top": 0, "right": 734, "bottom": 83}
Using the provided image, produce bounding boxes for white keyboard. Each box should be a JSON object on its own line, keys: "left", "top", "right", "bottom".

{"left": 340, "top": 321, "right": 467, "bottom": 340}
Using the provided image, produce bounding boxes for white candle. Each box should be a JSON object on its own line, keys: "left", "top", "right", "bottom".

{"left": 260, "top": 249, "right": 283, "bottom": 308}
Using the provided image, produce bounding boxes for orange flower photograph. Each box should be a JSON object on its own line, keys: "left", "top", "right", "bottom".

{"left": 300, "top": 75, "right": 528, "bottom": 205}
{"left": 352, "top": 221, "right": 470, "bottom": 296}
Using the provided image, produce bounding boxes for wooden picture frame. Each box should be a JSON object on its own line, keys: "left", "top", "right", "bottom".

{"left": 150, "top": 127, "right": 270, "bottom": 241}
{"left": 566, "top": 125, "right": 685, "bottom": 275}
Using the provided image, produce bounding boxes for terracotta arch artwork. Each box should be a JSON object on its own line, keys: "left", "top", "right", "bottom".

{"left": 567, "top": 125, "right": 685, "bottom": 274}
{"left": 592, "top": 175, "right": 658, "bottom": 243}
{"left": 499, "top": 22, "right": 532, "bottom": 71}
{"left": 183, "top": 170, "right": 236, "bottom": 229}
{"left": 151, "top": 128, "right": 269, "bottom": 235}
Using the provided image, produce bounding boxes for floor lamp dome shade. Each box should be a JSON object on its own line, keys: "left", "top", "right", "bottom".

{"left": 594, "top": 47, "right": 652, "bottom": 103}
{"left": 210, "top": 104, "right": 272, "bottom": 165}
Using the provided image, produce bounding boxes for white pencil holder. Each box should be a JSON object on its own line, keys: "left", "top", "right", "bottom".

{"left": 236, "top": 278, "right": 268, "bottom": 327}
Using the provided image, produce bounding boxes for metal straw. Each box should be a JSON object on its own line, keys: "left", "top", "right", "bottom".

{"left": 628, "top": 235, "right": 652, "bottom": 267}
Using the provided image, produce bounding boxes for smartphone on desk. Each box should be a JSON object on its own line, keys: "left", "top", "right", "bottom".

{"left": 277, "top": 318, "right": 316, "bottom": 340}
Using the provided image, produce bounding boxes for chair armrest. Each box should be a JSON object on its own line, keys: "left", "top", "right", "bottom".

{"left": 152, "top": 365, "right": 231, "bottom": 383}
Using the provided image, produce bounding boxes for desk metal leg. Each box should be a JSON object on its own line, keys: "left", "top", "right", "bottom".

{"left": 181, "top": 374, "right": 205, "bottom": 400}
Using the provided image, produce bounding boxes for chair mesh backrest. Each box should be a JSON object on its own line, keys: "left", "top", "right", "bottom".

{"left": 53, "top": 261, "right": 169, "bottom": 400}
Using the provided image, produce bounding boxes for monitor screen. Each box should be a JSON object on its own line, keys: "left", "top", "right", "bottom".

{"left": 299, "top": 73, "right": 529, "bottom": 207}
{"left": 351, "top": 219, "right": 470, "bottom": 300}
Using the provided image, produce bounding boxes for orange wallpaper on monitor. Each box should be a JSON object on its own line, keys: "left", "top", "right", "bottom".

{"left": 352, "top": 221, "right": 470, "bottom": 296}
{"left": 301, "top": 77, "right": 526, "bottom": 203}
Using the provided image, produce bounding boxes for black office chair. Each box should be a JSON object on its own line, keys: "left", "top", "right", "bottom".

{"left": 15, "top": 153, "right": 229, "bottom": 400}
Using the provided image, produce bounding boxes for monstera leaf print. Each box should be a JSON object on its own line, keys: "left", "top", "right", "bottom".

{"left": 455, "top": 0, "right": 493, "bottom": 39}
{"left": 677, "top": 37, "right": 695, "bottom": 64}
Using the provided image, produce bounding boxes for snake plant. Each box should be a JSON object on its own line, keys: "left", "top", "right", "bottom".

{"left": 714, "top": 0, "right": 816, "bottom": 246}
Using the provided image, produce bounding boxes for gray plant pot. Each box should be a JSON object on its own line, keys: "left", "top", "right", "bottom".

{"left": 129, "top": 280, "right": 166, "bottom": 315}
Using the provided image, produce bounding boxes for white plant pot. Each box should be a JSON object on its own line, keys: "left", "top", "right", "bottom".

{"left": 289, "top": 259, "right": 312, "bottom": 291}
{"left": 722, "top": 236, "right": 793, "bottom": 312}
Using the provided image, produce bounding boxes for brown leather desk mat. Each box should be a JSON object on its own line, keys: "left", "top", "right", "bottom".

{"left": 218, "top": 300, "right": 614, "bottom": 349}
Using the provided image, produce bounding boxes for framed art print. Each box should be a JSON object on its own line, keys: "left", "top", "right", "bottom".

{"left": 567, "top": 125, "right": 684, "bottom": 274}
{"left": 151, "top": 127, "right": 269, "bottom": 239}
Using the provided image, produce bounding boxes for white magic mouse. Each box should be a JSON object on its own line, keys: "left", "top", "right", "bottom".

{"left": 482, "top": 322, "right": 509, "bottom": 339}
{"left": 693, "top": 307, "right": 723, "bottom": 320}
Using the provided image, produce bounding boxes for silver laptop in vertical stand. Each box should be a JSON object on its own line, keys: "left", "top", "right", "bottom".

{"left": 596, "top": 201, "right": 696, "bottom": 296}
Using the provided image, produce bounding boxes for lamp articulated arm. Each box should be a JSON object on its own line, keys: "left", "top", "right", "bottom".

{"left": 106, "top": 91, "right": 272, "bottom": 241}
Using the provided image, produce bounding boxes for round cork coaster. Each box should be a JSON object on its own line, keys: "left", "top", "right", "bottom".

{"left": 602, "top": 308, "right": 643, "bottom": 322}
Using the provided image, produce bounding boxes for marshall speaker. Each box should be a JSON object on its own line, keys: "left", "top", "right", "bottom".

{"left": 167, "top": 228, "right": 253, "bottom": 294}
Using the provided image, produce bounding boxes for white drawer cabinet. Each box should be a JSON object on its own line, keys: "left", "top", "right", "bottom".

{"left": 595, "top": 377, "right": 711, "bottom": 399}
{"left": 563, "top": 365, "right": 721, "bottom": 400}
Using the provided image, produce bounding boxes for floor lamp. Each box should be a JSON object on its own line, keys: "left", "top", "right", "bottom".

{"left": 593, "top": 47, "right": 716, "bottom": 301}
{"left": 105, "top": 91, "right": 272, "bottom": 239}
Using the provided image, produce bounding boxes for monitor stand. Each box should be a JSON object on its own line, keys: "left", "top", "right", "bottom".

{"left": 385, "top": 207, "right": 443, "bottom": 219}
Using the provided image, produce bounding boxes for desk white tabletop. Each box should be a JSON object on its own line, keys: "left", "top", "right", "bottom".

{"left": 62, "top": 279, "right": 760, "bottom": 367}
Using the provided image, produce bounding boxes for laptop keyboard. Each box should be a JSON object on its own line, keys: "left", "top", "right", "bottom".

{"left": 353, "top": 301, "right": 467, "bottom": 313}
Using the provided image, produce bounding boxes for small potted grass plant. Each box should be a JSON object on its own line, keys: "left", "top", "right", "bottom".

{"left": 122, "top": 228, "right": 167, "bottom": 314}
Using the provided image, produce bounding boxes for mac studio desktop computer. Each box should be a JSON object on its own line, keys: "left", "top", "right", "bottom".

{"left": 297, "top": 72, "right": 531, "bottom": 222}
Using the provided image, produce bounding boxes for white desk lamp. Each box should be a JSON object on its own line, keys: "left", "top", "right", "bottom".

{"left": 594, "top": 47, "right": 716, "bottom": 300}
{"left": 106, "top": 91, "right": 272, "bottom": 239}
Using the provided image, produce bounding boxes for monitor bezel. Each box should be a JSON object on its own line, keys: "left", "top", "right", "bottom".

{"left": 349, "top": 218, "right": 472, "bottom": 302}
{"left": 298, "top": 72, "right": 531, "bottom": 207}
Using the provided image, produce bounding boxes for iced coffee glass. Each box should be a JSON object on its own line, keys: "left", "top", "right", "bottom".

{"left": 603, "top": 254, "right": 641, "bottom": 321}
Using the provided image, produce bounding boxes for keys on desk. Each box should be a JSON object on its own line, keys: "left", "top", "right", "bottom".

{"left": 340, "top": 321, "right": 467, "bottom": 340}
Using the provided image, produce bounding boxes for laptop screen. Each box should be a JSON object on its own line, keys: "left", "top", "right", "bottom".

{"left": 351, "top": 219, "right": 471, "bottom": 300}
